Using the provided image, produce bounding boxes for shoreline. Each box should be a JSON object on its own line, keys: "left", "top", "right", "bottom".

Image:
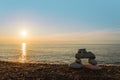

{"left": 0, "top": 60, "right": 120, "bottom": 80}
{"left": 1, "top": 60, "right": 120, "bottom": 66}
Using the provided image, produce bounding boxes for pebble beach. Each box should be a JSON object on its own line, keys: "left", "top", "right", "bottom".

{"left": 0, "top": 61, "right": 120, "bottom": 80}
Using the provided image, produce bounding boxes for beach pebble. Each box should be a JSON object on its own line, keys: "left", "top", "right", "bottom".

{"left": 69, "top": 62, "right": 83, "bottom": 68}
{"left": 88, "top": 59, "right": 97, "bottom": 65}
{"left": 85, "top": 64, "right": 102, "bottom": 70}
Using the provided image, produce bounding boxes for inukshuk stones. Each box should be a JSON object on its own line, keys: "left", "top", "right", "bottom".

{"left": 70, "top": 49, "right": 101, "bottom": 69}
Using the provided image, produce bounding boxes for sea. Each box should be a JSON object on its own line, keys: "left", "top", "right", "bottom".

{"left": 0, "top": 42, "right": 120, "bottom": 65}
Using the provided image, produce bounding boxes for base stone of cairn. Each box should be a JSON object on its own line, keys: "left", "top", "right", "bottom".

{"left": 70, "top": 49, "right": 101, "bottom": 70}
{"left": 70, "top": 59, "right": 83, "bottom": 68}
{"left": 70, "top": 62, "right": 83, "bottom": 68}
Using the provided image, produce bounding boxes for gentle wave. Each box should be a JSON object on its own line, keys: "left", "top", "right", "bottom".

{"left": 0, "top": 43, "right": 120, "bottom": 64}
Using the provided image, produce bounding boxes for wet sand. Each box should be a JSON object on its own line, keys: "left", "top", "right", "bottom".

{"left": 0, "top": 61, "right": 120, "bottom": 80}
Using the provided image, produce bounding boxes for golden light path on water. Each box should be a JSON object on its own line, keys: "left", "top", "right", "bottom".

{"left": 20, "top": 42, "right": 27, "bottom": 63}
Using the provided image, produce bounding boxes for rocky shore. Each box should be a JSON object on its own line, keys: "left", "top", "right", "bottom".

{"left": 0, "top": 61, "right": 120, "bottom": 80}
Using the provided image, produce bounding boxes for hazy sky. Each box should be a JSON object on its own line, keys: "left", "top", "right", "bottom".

{"left": 0, "top": 0, "right": 120, "bottom": 43}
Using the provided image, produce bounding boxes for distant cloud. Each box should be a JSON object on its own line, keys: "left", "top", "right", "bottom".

{"left": 35, "top": 30, "right": 120, "bottom": 44}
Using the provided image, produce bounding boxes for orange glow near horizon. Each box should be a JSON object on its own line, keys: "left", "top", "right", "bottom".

{"left": 0, "top": 30, "right": 119, "bottom": 44}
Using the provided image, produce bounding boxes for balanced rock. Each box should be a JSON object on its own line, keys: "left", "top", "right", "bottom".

{"left": 88, "top": 59, "right": 97, "bottom": 65}
{"left": 78, "top": 49, "right": 87, "bottom": 53}
{"left": 75, "top": 59, "right": 81, "bottom": 64}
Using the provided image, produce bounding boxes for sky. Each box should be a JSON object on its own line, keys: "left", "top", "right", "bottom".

{"left": 0, "top": 0, "right": 120, "bottom": 44}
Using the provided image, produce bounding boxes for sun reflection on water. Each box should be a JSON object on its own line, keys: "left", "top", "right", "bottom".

{"left": 20, "top": 42, "right": 27, "bottom": 63}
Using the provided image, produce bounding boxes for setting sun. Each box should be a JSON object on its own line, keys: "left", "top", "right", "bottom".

{"left": 21, "top": 31, "right": 27, "bottom": 37}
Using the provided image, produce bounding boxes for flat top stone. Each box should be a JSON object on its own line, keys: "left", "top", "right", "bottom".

{"left": 75, "top": 52, "right": 95, "bottom": 59}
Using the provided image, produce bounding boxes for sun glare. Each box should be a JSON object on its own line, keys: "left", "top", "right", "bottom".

{"left": 21, "top": 31, "right": 27, "bottom": 37}
{"left": 19, "top": 42, "right": 27, "bottom": 63}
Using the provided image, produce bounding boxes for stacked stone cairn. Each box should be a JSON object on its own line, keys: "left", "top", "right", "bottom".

{"left": 70, "top": 49, "right": 101, "bottom": 69}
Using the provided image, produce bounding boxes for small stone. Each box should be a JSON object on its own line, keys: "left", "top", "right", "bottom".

{"left": 78, "top": 49, "right": 87, "bottom": 53}
{"left": 88, "top": 59, "right": 97, "bottom": 65}
{"left": 75, "top": 59, "right": 81, "bottom": 64}
{"left": 69, "top": 62, "right": 83, "bottom": 68}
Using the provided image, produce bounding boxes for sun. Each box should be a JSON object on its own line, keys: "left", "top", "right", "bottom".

{"left": 21, "top": 31, "right": 27, "bottom": 37}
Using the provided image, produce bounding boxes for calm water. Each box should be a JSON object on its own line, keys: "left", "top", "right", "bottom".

{"left": 0, "top": 42, "right": 120, "bottom": 64}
